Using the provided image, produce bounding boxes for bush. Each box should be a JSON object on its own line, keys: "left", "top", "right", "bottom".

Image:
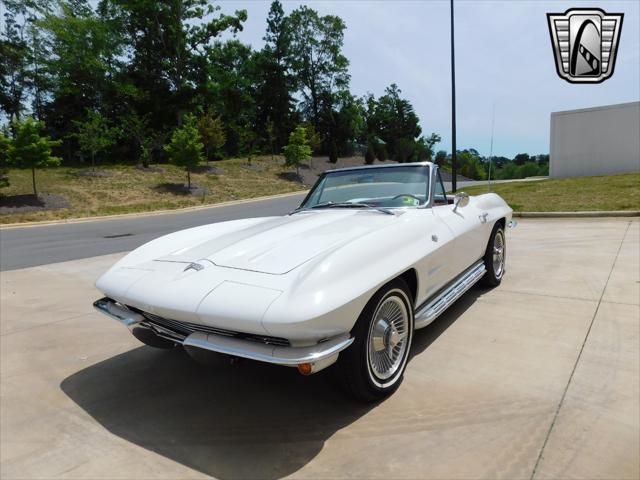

{"left": 7, "top": 117, "right": 61, "bottom": 196}
{"left": 516, "top": 162, "right": 540, "bottom": 178}
{"left": 283, "top": 126, "right": 312, "bottom": 177}
{"left": 164, "top": 114, "right": 204, "bottom": 189}
{"left": 364, "top": 143, "right": 375, "bottom": 164}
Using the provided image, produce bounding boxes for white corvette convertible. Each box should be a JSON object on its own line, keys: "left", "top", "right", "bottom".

{"left": 94, "top": 162, "right": 513, "bottom": 401}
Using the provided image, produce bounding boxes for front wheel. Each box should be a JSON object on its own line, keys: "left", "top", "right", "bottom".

{"left": 338, "top": 278, "right": 414, "bottom": 402}
{"left": 481, "top": 224, "right": 506, "bottom": 287}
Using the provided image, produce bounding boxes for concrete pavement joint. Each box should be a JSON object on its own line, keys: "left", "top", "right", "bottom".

{"left": 529, "top": 220, "right": 633, "bottom": 479}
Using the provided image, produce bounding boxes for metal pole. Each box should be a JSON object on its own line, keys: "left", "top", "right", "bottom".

{"left": 450, "top": 0, "right": 457, "bottom": 193}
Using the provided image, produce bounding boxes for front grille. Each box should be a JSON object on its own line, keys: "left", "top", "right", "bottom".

{"left": 133, "top": 309, "right": 290, "bottom": 347}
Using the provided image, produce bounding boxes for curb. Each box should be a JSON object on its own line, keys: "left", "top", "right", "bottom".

{"left": 513, "top": 211, "right": 639, "bottom": 218}
{"left": 0, "top": 190, "right": 308, "bottom": 229}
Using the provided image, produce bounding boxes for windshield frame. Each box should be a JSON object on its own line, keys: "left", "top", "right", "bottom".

{"left": 297, "top": 163, "right": 433, "bottom": 212}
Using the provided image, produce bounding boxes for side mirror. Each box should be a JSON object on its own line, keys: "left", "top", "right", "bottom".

{"left": 453, "top": 192, "right": 469, "bottom": 212}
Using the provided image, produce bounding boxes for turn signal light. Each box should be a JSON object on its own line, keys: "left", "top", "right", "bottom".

{"left": 297, "top": 363, "right": 313, "bottom": 375}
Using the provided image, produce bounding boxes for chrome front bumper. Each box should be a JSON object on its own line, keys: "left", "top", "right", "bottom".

{"left": 93, "top": 297, "right": 353, "bottom": 373}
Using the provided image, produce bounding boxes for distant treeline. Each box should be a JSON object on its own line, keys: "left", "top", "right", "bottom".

{"left": 1, "top": 0, "right": 547, "bottom": 181}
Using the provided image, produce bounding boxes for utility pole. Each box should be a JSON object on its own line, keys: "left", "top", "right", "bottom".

{"left": 450, "top": 0, "right": 457, "bottom": 192}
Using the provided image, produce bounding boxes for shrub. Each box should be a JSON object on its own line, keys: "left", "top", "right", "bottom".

{"left": 198, "top": 110, "right": 226, "bottom": 161}
{"left": 164, "top": 114, "right": 204, "bottom": 189}
{"left": 7, "top": 117, "right": 61, "bottom": 196}
{"left": 283, "top": 126, "right": 312, "bottom": 178}
{"left": 516, "top": 161, "right": 541, "bottom": 178}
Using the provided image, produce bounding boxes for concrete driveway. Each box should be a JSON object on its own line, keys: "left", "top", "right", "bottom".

{"left": 1, "top": 218, "right": 638, "bottom": 479}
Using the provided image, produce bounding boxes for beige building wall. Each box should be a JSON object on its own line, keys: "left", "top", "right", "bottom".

{"left": 550, "top": 101, "right": 640, "bottom": 178}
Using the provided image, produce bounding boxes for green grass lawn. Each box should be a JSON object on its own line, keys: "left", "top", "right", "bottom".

{"left": 0, "top": 156, "right": 306, "bottom": 224}
{"left": 461, "top": 173, "right": 640, "bottom": 212}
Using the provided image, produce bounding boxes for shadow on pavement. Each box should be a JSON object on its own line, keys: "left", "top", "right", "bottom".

{"left": 61, "top": 287, "right": 484, "bottom": 479}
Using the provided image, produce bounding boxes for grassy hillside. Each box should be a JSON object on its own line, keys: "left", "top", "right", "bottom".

{"left": 462, "top": 173, "right": 640, "bottom": 212}
{"left": 0, "top": 156, "right": 305, "bottom": 224}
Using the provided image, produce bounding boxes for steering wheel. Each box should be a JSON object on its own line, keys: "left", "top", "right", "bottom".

{"left": 391, "top": 194, "right": 422, "bottom": 205}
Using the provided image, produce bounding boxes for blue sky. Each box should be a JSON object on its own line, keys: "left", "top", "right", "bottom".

{"left": 218, "top": 0, "right": 640, "bottom": 158}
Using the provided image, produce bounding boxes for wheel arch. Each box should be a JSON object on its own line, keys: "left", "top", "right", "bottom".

{"left": 397, "top": 268, "right": 418, "bottom": 307}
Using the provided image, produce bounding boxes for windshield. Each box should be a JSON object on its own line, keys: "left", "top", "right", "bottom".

{"left": 300, "top": 165, "right": 430, "bottom": 209}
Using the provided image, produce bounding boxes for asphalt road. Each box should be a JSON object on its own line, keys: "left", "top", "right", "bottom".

{"left": 0, "top": 193, "right": 306, "bottom": 271}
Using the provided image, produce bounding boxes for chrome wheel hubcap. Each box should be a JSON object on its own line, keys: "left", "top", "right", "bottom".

{"left": 368, "top": 296, "right": 409, "bottom": 380}
{"left": 493, "top": 230, "right": 505, "bottom": 278}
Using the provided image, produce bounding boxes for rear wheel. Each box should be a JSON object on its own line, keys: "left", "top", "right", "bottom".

{"left": 481, "top": 224, "right": 506, "bottom": 287}
{"left": 339, "top": 278, "right": 414, "bottom": 402}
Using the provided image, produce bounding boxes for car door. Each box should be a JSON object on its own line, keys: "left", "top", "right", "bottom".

{"left": 431, "top": 169, "right": 486, "bottom": 278}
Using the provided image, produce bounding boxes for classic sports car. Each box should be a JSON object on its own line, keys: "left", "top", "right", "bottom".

{"left": 94, "top": 162, "right": 513, "bottom": 401}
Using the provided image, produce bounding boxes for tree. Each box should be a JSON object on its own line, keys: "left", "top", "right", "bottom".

{"left": 115, "top": 0, "right": 247, "bottom": 128}
{"left": 304, "top": 123, "right": 322, "bottom": 154}
{"left": 422, "top": 133, "right": 441, "bottom": 161}
{"left": 72, "top": 110, "right": 120, "bottom": 171}
{"left": 287, "top": 6, "right": 350, "bottom": 135}
{"left": 513, "top": 153, "right": 530, "bottom": 166}
{"left": 364, "top": 142, "right": 375, "bottom": 165}
{"left": 40, "top": 1, "right": 125, "bottom": 150}
{"left": 282, "top": 125, "right": 311, "bottom": 178}
{"left": 0, "top": 0, "right": 52, "bottom": 122}
{"left": 368, "top": 85, "right": 422, "bottom": 160}
{"left": 197, "top": 109, "right": 226, "bottom": 162}
{"left": 329, "top": 138, "right": 338, "bottom": 164}
{"left": 255, "top": 0, "right": 294, "bottom": 151}
{"left": 164, "top": 115, "right": 203, "bottom": 189}
{"left": 7, "top": 117, "right": 61, "bottom": 196}
{"left": 206, "top": 40, "right": 257, "bottom": 157}
{"left": 121, "top": 113, "right": 149, "bottom": 166}
{"left": 265, "top": 117, "right": 276, "bottom": 159}
{"left": 434, "top": 150, "right": 448, "bottom": 167}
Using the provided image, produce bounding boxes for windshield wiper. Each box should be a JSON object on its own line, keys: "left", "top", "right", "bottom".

{"left": 310, "top": 202, "right": 394, "bottom": 215}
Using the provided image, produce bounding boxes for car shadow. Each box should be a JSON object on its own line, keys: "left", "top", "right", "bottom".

{"left": 61, "top": 346, "right": 372, "bottom": 479}
{"left": 61, "top": 286, "right": 485, "bottom": 479}
{"left": 410, "top": 286, "right": 487, "bottom": 359}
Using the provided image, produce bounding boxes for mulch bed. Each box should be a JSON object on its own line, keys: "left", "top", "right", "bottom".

{"left": 73, "top": 169, "right": 113, "bottom": 178}
{"left": 153, "top": 183, "right": 208, "bottom": 197}
{"left": 0, "top": 193, "right": 69, "bottom": 215}
{"left": 135, "top": 164, "right": 166, "bottom": 173}
{"left": 191, "top": 165, "right": 225, "bottom": 175}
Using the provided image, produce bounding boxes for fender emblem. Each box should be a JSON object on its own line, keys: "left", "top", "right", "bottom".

{"left": 183, "top": 262, "right": 205, "bottom": 272}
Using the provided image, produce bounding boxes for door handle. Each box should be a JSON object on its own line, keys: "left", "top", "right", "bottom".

{"left": 479, "top": 212, "right": 489, "bottom": 223}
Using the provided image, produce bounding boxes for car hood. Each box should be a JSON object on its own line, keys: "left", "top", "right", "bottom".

{"left": 154, "top": 210, "right": 399, "bottom": 275}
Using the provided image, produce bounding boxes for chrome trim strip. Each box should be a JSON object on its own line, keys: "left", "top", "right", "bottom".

{"left": 93, "top": 297, "right": 144, "bottom": 329}
{"left": 93, "top": 297, "right": 354, "bottom": 366}
{"left": 414, "top": 260, "right": 486, "bottom": 329}
{"left": 183, "top": 332, "right": 354, "bottom": 366}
